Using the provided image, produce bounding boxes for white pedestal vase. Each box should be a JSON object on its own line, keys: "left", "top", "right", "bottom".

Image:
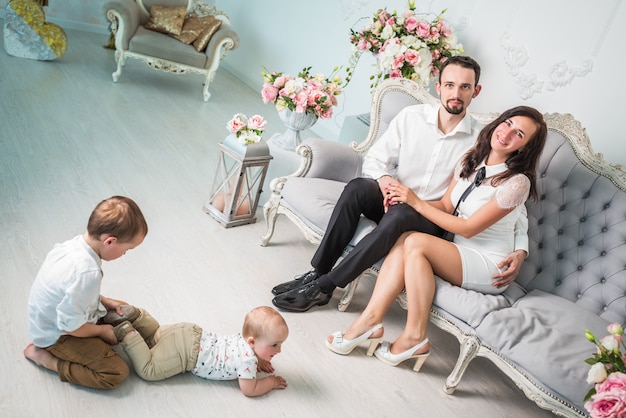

{"left": 269, "top": 110, "right": 318, "bottom": 151}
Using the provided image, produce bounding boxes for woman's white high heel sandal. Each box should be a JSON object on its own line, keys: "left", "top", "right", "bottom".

{"left": 374, "top": 339, "right": 430, "bottom": 371}
{"left": 326, "top": 323, "right": 383, "bottom": 356}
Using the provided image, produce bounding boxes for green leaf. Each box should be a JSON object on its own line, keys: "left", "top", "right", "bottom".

{"left": 584, "top": 388, "right": 596, "bottom": 402}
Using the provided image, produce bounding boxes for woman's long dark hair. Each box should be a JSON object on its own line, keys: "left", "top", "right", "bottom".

{"left": 459, "top": 106, "right": 547, "bottom": 201}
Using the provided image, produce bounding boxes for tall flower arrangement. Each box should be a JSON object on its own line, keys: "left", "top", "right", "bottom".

{"left": 261, "top": 66, "right": 343, "bottom": 119}
{"left": 347, "top": 1, "right": 464, "bottom": 89}
{"left": 583, "top": 323, "right": 626, "bottom": 417}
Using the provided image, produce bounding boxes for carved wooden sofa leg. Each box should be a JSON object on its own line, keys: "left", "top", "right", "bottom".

{"left": 260, "top": 198, "right": 279, "bottom": 247}
{"left": 338, "top": 276, "right": 363, "bottom": 312}
{"left": 444, "top": 334, "right": 481, "bottom": 394}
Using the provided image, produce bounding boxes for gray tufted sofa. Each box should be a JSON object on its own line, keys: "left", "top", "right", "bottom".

{"left": 261, "top": 78, "right": 626, "bottom": 417}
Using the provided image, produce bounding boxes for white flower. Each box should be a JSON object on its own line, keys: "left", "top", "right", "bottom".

{"left": 587, "top": 362, "right": 608, "bottom": 384}
{"left": 601, "top": 335, "right": 620, "bottom": 353}
{"left": 283, "top": 78, "right": 304, "bottom": 95}
{"left": 378, "top": 39, "right": 406, "bottom": 71}
{"left": 401, "top": 35, "right": 424, "bottom": 50}
{"left": 381, "top": 24, "right": 395, "bottom": 40}
{"left": 446, "top": 33, "right": 461, "bottom": 50}
{"left": 414, "top": 48, "right": 433, "bottom": 79}
{"left": 608, "top": 323, "right": 624, "bottom": 336}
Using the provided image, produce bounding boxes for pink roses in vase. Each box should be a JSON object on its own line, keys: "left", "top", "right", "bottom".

{"left": 261, "top": 66, "right": 343, "bottom": 119}
{"left": 226, "top": 113, "right": 267, "bottom": 145}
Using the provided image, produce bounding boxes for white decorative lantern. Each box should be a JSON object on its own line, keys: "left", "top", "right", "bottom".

{"left": 203, "top": 134, "right": 273, "bottom": 227}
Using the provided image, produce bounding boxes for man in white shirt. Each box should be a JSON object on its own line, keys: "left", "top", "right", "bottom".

{"left": 272, "top": 56, "right": 527, "bottom": 312}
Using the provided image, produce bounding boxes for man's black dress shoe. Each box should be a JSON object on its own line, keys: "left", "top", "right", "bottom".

{"left": 271, "top": 269, "right": 320, "bottom": 296}
{"left": 272, "top": 281, "right": 332, "bottom": 312}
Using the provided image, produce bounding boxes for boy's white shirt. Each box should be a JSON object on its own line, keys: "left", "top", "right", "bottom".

{"left": 28, "top": 235, "right": 107, "bottom": 347}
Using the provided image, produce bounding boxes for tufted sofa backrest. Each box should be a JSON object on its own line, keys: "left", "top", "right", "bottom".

{"left": 517, "top": 114, "right": 626, "bottom": 326}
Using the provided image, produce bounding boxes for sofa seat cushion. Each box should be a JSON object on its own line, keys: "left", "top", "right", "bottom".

{"left": 431, "top": 277, "right": 521, "bottom": 328}
{"left": 476, "top": 289, "right": 610, "bottom": 411}
{"left": 129, "top": 26, "right": 207, "bottom": 68}
{"left": 281, "top": 177, "right": 347, "bottom": 233}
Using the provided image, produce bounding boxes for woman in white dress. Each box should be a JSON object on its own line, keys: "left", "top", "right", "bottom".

{"left": 326, "top": 106, "right": 548, "bottom": 371}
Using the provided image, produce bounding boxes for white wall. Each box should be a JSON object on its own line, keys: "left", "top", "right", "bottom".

{"left": 7, "top": 0, "right": 625, "bottom": 166}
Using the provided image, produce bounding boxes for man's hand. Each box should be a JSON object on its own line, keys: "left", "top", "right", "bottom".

{"left": 376, "top": 175, "right": 395, "bottom": 195}
{"left": 492, "top": 250, "right": 526, "bottom": 288}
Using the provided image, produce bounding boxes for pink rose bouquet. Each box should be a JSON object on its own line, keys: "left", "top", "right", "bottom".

{"left": 261, "top": 66, "right": 343, "bottom": 119}
{"left": 226, "top": 113, "right": 267, "bottom": 145}
{"left": 347, "top": 0, "right": 463, "bottom": 89}
{"left": 584, "top": 323, "right": 626, "bottom": 417}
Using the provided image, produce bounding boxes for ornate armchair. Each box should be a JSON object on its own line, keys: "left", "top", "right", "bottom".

{"left": 104, "top": 0, "right": 239, "bottom": 101}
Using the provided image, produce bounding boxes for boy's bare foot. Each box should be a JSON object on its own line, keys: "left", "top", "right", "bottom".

{"left": 24, "top": 343, "right": 59, "bottom": 372}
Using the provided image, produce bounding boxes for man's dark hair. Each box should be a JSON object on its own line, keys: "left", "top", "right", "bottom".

{"left": 439, "top": 56, "right": 481, "bottom": 86}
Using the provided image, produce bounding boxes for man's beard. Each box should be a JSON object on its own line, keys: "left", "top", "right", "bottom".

{"left": 443, "top": 100, "right": 465, "bottom": 115}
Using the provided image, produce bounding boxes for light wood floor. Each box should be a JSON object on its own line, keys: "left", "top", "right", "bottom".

{"left": 0, "top": 29, "right": 556, "bottom": 417}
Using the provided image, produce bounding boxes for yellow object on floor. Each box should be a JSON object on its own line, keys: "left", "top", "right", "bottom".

{"left": 3, "top": 0, "right": 67, "bottom": 60}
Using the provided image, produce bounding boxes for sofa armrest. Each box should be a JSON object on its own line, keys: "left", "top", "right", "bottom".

{"left": 104, "top": 1, "right": 141, "bottom": 50}
{"left": 291, "top": 137, "right": 362, "bottom": 182}
{"left": 204, "top": 20, "right": 239, "bottom": 62}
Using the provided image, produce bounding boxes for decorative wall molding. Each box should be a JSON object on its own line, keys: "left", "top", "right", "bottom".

{"left": 546, "top": 60, "right": 594, "bottom": 91}
{"left": 500, "top": 32, "right": 594, "bottom": 100}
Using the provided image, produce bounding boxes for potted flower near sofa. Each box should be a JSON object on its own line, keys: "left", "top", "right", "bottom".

{"left": 203, "top": 113, "right": 272, "bottom": 228}
{"left": 261, "top": 66, "right": 343, "bottom": 151}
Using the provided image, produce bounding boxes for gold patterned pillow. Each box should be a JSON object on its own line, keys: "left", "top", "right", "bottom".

{"left": 144, "top": 5, "right": 186, "bottom": 36}
{"left": 192, "top": 17, "right": 222, "bottom": 52}
{"left": 171, "top": 16, "right": 215, "bottom": 44}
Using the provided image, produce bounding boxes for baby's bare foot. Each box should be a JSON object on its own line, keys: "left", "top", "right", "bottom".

{"left": 24, "top": 343, "right": 59, "bottom": 372}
